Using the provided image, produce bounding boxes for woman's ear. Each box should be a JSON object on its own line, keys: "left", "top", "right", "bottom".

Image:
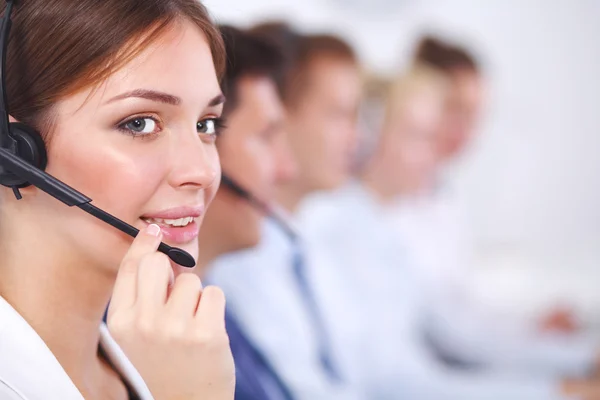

{"left": 8, "top": 115, "right": 18, "bottom": 123}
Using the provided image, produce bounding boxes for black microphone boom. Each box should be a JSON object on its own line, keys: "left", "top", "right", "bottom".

{"left": 0, "top": 147, "right": 196, "bottom": 268}
{"left": 220, "top": 174, "right": 298, "bottom": 241}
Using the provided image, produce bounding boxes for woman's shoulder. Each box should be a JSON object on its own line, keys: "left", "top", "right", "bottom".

{"left": 0, "top": 296, "right": 84, "bottom": 400}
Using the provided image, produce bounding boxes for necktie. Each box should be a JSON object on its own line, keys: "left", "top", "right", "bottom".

{"left": 226, "top": 310, "right": 295, "bottom": 400}
{"left": 290, "top": 243, "right": 343, "bottom": 383}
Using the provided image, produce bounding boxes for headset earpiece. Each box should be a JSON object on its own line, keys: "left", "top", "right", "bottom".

{"left": 0, "top": 122, "right": 47, "bottom": 188}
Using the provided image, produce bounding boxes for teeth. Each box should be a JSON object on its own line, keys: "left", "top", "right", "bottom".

{"left": 143, "top": 216, "right": 194, "bottom": 227}
{"left": 165, "top": 217, "right": 194, "bottom": 227}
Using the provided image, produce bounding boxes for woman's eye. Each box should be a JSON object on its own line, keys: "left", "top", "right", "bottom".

{"left": 120, "top": 117, "right": 158, "bottom": 135}
{"left": 197, "top": 118, "right": 222, "bottom": 136}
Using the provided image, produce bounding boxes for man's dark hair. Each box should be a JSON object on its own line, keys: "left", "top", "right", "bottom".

{"left": 219, "top": 25, "right": 286, "bottom": 116}
{"left": 414, "top": 35, "right": 479, "bottom": 74}
{"left": 250, "top": 21, "right": 357, "bottom": 106}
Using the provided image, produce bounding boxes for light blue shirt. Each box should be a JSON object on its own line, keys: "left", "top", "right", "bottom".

{"left": 207, "top": 220, "right": 364, "bottom": 400}
{"left": 293, "top": 182, "right": 587, "bottom": 400}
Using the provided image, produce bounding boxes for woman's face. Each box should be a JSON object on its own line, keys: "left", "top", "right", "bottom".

{"left": 380, "top": 86, "right": 444, "bottom": 194}
{"left": 26, "top": 20, "right": 223, "bottom": 275}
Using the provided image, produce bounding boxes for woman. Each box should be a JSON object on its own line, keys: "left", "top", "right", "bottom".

{"left": 0, "top": 0, "right": 234, "bottom": 399}
{"left": 360, "top": 66, "right": 449, "bottom": 201}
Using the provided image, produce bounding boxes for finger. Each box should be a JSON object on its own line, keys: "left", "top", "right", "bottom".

{"left": 121, "top": 224, "right": 164, "bottom": 269}
{"left": 109, "top": 224, "right": 163, "bottom": 313}
{"left": 136, "top": 252, "right": 173, "bottom": 314}
{"left": 165, "top": 273, "right": 203, "bottom": 319}
{"left": 194, "top": 285, "right": 226, "bottom": 331}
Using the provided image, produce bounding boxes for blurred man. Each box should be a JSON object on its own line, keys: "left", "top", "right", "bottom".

{"left": 406, "top": 36, "right": 600, "bottom": 380}
{"left": 415, "top": 36, "right": 484, "bottom": 163}
{"left": 208, "top": 23, "right": 365, "bottom": 400}
{"left": 195, "top": 25, "right": 297, "bottom": 400}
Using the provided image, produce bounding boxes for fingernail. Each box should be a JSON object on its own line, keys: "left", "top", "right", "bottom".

{"left": 146, "top": 224, "right": 161, "bottom": 237}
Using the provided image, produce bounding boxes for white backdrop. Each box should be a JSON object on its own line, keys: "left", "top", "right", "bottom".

{"left": 204, "top": 0, "right": 600, "bottom": 323}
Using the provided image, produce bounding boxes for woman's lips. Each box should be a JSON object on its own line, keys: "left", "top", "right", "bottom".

{"left": 140, "top": 217, "right": 200, "bottom": 245}
{"left": 140, "top": 205, "right": 204, "bottom": 245}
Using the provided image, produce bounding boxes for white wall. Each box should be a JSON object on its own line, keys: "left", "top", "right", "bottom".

{"left": 204, "top": 0, "right": 600, "bottom": 320}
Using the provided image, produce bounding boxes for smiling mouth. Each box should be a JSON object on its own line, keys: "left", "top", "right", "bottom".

{"left": 141, "top": 216, "right": 196, "bottom": 228}
{"left": 139, "top": 216, "right": 201, "bottom": 245}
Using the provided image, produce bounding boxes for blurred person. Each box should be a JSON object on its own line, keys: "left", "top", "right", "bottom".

{"left": 414, "top": 36, "right": 484, "bottom": 163}
{"left": 298, "top": 63, "right": 600, "bottom": 399}
{"left": 402, "top": 35, "right": 600, "bottom": 378}
{"left": 0, "top": 0, "right": 235, "bottom": 399}
{"left": 417, "top": 37, "right": 578, "bottom": 336}
{"left": 194, "top": 26, "right": 297, "bottom": 400}
{"left": 385, "top": 36, "right": 483, "bottom": 309}
{"left": 207, "top": 23, "right": 365, "bottom": 400}
{"left": 360, "top": 67, "right": 447, "bottom": 200}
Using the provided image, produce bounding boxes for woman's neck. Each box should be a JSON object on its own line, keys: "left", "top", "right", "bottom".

{"left": 359, "top": 160, "right": 403, "bottom": 205}
{"left": 0, "top": 226, "right": 116, "bottom": 395}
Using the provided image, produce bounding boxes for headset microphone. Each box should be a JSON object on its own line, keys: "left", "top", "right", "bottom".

{"left": 220, "top": 174, "right": 298, "bottom": 241}
{"left": 0, "top": 0, "right": 195, "bottom": 268}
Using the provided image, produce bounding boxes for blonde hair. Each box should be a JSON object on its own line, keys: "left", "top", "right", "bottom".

{"left": 353, "top": 65, "right": 449, "bottom": 173}
{"left": 383, "top": 63, "right": 449, "bottom": 131}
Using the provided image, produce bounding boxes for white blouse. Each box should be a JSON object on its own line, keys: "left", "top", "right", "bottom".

{"left": 0, "top": 296, "right": 153, "bottom": 399}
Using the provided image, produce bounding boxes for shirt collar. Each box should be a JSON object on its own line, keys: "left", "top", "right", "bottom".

{"left": 0, "top": 296, "right": 153, "bottom": 400}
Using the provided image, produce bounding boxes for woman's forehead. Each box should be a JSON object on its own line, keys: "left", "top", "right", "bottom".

{"left": 114, "top": 24, "right": 218, "bottom": 94}
{"left": 61, "top": 21, "right": 221, "bottom": 114}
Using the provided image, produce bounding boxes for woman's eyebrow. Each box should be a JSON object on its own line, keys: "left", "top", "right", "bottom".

{"left": 105, "top": 89, "right": 181, "bottom": 105}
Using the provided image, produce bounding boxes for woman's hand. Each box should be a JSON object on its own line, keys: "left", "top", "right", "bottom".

{"left": 106, "top": 224, "right": 235, "bottom": 400}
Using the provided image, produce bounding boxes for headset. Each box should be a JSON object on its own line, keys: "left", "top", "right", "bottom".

{"left": 220, "top": 174, "right": 298, "bottom": 241}
{"left": 0, "top": 0, "right": 195, "bottom": 268}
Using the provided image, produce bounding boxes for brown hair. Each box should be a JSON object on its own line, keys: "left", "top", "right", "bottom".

{"left": 250, "top": 21, "right": 357, "bottom": 105}
{"left": 414, "top": 35, "right": 478, "bottom": 74}
{"left": 2, "top": 0, "right": 225, "bottom": 137}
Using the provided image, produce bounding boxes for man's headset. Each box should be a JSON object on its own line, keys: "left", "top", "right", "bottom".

{"left": 0, "top": 0, "right": 195, "bottom": 267}
{"left": 220, "top": 174, "right": 298, "bottom": 241}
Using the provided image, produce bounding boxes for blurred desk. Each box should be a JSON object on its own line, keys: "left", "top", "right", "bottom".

{"left": 469, "top": 238, "right": 600, "bottom": 335}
